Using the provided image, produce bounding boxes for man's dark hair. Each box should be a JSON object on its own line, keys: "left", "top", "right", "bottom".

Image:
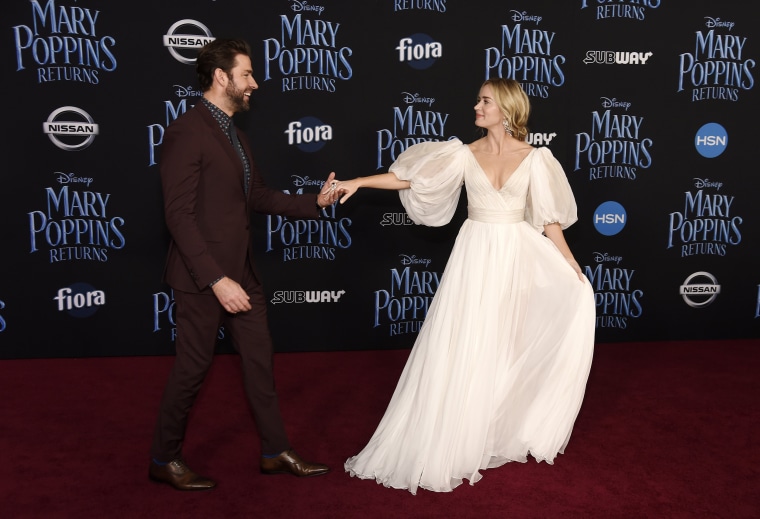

{"left": 196, "top": 38, "right": 252, "bottom": 91}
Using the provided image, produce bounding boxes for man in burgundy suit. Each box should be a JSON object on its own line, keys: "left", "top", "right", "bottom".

{"left": 149, "top": 38, "right": 338, "bottom": 490}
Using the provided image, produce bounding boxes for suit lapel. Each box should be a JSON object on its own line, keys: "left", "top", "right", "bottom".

{"left": 195, "top": 103, "right": 250, "bottom": 196}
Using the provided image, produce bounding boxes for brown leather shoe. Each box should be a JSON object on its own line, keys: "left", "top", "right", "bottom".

{"left": 260, "top": 449, "right": 330, "bottom": 477}
{"left": 149, "top": 459, "right": 216, "bottom": 490}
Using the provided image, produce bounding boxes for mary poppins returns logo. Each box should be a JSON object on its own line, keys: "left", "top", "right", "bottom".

{"left": 12, "top": 0, "right": 118, "bottom": 84}
{"left": 677, "top": 17, "right": 755, "bottom": 102}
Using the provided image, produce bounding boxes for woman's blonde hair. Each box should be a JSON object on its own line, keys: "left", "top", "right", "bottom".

{"left": 480, "top": 77, "right": 531, "bottom": 141}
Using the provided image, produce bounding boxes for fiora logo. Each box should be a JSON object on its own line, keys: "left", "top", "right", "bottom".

{"left": 284, "top": 116, "right": 333, "bottom": 152}
{"left": 396, "top": 34, "right": 442, "bottom": 70}
{"left": 593, "top": 201, "right": 627, "bottom": 236}
{"left": 163, "top": 19, "right": 215, "bottom": 65}
{"left": 43, "top": 107, "right": 99, "bottom": 151}
{"left": 54, "top": 282, "right": 106, "bottom": 317}
{"left": 679, "top": 271, "right": 721, "bottom": 308}
{"left": 694, "top": 122, "right": 728, "bottom": 158}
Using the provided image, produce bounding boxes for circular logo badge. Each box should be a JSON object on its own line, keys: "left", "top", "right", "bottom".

{"left": 43, "top": 106, "right": 99, "bottom": 151}
{"left": 53, "top": 282, "right": 106, "bottom": 318}
{"left": 397, "top": 33, "right": 441, "bottom": 70}
{"left": 163, "top": 19, "right": 215, "bottom": 65}
{"left": 286, "top": 116, "right": 331, "bottom": 153}
{"left": 593, "top": 201, "right": 627, "bottom": 236}
{"left": 694, "top": 122, "right": 728, "bottom": 158}
{"left": 679, "top": 271, "right": 721, "bottom": 308}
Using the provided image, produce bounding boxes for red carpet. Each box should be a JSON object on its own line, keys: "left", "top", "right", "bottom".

{"left": 1, "top": 340, "right": 758, "bottom": 518}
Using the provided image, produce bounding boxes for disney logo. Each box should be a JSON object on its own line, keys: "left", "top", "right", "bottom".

{"left": 401, "top": 92, "right": 435, "bottom": 106}
{"left": 291, "top": 175, "right": 325, "bottom": 187}
{"left": 173, "top": 85, "right": 203, "bottom": 98}
{"left": 600, "top": 97, "right": 632, "bottom": 110}
{"left": 510, "top": 10, "right": 542, "bottom": 24}
{"left": 399, "top": 254, "right": 432, "bottom": 267}
{"left": 593, "top": 252, "right": 623, "bottom": 264}
{"left": 291, "top": 0, "right": 325, "bottom": 15}
{"left": 705, "top": 17, "right": 734, "bottom": 31}
{"left": 54, "top": 172, "right": 93, "bottom": 187}
{"left": 694, "top": 178, "right": 723, "bottom": 191}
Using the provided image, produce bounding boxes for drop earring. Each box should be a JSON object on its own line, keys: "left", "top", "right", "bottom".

{"left": 502, "top": 118, "right": 514, "bottom": 136}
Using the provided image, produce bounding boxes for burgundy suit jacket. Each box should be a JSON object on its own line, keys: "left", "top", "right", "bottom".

{"left": 159, "top": 101, "right": 319, "bottom": 293}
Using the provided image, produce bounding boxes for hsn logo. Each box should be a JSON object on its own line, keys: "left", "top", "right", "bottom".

{"left": 694, "top": 122, "right": 728, "bottom": 158}
{"left": 593, "top": 201, "right": 627, "bottom": 236}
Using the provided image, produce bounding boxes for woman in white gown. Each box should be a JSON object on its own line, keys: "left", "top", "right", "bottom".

{"left": 336, "top": 78, "right": 596, "bottom": 495}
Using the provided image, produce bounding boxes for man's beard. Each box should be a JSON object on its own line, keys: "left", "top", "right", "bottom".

{"left": 226, "top": 82, "right": 249, "bottom": 113}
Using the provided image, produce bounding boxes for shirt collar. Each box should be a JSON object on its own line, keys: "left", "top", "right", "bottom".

{"left": 202, "top": 97, "right": 233, "bottom": 133}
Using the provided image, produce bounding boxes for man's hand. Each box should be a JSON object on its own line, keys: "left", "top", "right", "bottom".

{"left": 211, "top": 277, "right": 252, "bottom": 313}
{"left": 318, "top": 171, "right": 340, "bottom": 207}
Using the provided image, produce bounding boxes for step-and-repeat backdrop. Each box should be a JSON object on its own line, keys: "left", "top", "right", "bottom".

{"left": 2, "top": 0, "right": 757, "bottom": 358}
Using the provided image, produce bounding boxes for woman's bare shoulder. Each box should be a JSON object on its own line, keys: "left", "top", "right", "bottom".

{"left": 514, "top": 141, "right": 534, "bottom": 152}
{"left": 467, "top": 137, "right": 486, "bottom": 152}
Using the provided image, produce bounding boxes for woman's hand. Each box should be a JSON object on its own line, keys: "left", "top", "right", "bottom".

{"left": 334, "top": 179, "right": 361, "bottom": 204}
{"left": 565, "top": 257, "right": 584, "bottom": 281}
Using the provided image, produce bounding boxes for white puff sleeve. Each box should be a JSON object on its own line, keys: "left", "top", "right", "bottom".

{"left": 524, "top": 147, "right": 579, "bottom": 232}
{"left": 390, "top": 139, "right": 466, "bottom": 227}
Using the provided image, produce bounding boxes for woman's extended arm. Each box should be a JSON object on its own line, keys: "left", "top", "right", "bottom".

{"left": 335, "top": 172, "right": 411, "bottom": 204}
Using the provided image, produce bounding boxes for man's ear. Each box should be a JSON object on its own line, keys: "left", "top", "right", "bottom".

{"left": 214, "top": 68, "right": 227, "bottom": 86}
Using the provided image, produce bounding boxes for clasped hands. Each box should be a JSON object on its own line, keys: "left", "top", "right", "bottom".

{"left": 319, "top": 172, "right": 359, "bottom": 205}
{"left": 318, "top": 172, "right": 341, "bottom": 207}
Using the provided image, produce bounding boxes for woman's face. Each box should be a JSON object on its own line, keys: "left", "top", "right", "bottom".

{"left": 473, "top": 84, "right": 502, "bottom": 130}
